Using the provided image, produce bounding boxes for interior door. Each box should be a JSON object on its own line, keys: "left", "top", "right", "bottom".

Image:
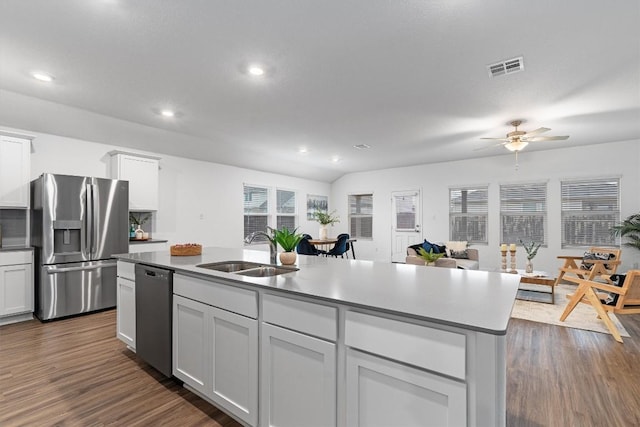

{"left": 391, "top": 190, "right": 422, "bottom": 263}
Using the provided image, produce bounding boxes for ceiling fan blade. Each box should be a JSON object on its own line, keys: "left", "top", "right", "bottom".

{"left": 527, "top": 135, "right": 569, "bottom": 142}
{"left": 523, "top": 127, "right": 551, "bottom": 137}
{"left": 480, "top": 137, "right": 510, "bottom": 141}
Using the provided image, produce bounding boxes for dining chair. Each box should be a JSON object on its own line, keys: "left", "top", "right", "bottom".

{"left": 337, "top": 233, "right": 350, "bottom": 258}
{"left": 326, "top": 234, "right": 349, "bottom": 258}
{"left": 297, "top": 236, "right": 323, "bottom": 256}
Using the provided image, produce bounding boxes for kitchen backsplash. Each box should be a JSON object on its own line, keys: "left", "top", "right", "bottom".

{"left": 0, "top": 209, "right": 28, "bottom": 247}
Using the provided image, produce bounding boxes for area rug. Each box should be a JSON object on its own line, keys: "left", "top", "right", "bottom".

{"left": 510, "top": 283, "right": 630, "bottom": 337}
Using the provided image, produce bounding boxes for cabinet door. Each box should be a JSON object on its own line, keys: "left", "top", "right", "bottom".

{"left": 0, "top": 263, "right": 33, "bottom": 316}
{"left": 116, "top": 277, "right": 136, "bottom": 349}
{"left": 173, "top": 295, "right": 208, "bottom": 395}
{"left": 261, "top": 323, "right": 336, "bottom": 427}
{"left": 0, "top": 136, "right": 30, "bottom": 208}
{"left": 346, "top": 349, "right": 467, "bottom": 427}
{"left": 116, "top": 154, "right": 159, "bottom": 211}
{"left": 208, "top": 306, "right": 258, "bottom": 426}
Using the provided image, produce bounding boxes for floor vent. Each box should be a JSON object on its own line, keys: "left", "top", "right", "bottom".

{"left": 487, "top": 56, "right": 524, "bottom": 78}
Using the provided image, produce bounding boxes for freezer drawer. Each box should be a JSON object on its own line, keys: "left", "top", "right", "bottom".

{"left": 36, "top": 260, "right": 117, "bottom": 320}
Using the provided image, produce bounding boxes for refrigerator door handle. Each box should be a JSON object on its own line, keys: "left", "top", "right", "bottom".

{"left": 45, "top": 261, "right": 117, "bottom": 274}
{"left": 86, "top": 183, "right": 94, "bottom": 258}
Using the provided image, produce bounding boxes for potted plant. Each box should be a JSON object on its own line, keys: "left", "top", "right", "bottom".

{"left": 312, "top": 209, "right": 340, "bottom": 240}
{"left": 519, "top": 239, "right": 541, "bottom": 273}
{"left": 417, "top": 247, "right": 445, "bottom": 266}
{"left": 272, "top": 226, "right": 304, "bottom": 265}
{"left": 611, "top": 213, "right": 640, "bottom": 252}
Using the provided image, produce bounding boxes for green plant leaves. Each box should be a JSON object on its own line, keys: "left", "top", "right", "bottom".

{"left": 272, "top": 227, "right": 304, "bottom": 252}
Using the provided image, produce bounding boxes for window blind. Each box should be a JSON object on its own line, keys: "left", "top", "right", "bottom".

{"left": 349, "top": 194, "right": 373, "bottom": 239}
{"left": 500, "top": 182, "right": 547, "bottom": 245}
{"left": 561, "top": 178, "right": 619, "bottom": 248}
{"left": 244, "top": 185, "right": 269, "bottom": 240}
{"left": 276, "top": 189, "right": 296, "bottom": 231}
{"left": 449, "top": 187, "right": 488, "bottom": 243}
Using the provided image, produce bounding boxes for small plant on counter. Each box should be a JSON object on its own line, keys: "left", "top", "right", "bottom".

{"left": 519, "top": 239, "right": 541, "bottom": 260}
{"left": 312, "top": 209, "right": 340, "bottom": 226}
{"left": 417, "top": 247, "right": 445, "bottom": 264}
{"left": 272, "top": 227, "right": 304, "bottom": 252}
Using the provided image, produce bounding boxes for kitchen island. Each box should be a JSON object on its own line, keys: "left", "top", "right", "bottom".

{"left": 116, "top": 247, "right": 520, "bottom": 427}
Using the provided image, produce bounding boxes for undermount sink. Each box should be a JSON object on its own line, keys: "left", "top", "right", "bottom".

{"left": 196, "top": 261, "right": 298, "bottom": 277}
{"left": 235, "top": 266, "right": 299, "bottom": 277}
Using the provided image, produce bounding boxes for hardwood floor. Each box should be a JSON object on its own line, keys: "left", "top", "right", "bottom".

{"left": 1, "top": 309, "right": 639, "bottom": 426}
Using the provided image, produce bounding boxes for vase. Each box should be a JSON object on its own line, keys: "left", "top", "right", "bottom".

{"left": 525, "top": 259, "right": 533, "bottom": 274}
{"left": 319, "top": 225, "right": 328, "bottom": 240}
{"left": 135, "top": 227, "right": 144, "bottom": 240}
{"left": 279, "top": 251, "right": 297, "bottom": 265}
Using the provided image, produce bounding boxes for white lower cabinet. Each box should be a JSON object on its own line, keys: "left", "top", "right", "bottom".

{"left": 346, "top": 348, "right": 467, "bottom": 427}
{"left": 173, "top": 292, "right": 258, "bottom": 426}
{"left": 0, "top": 250, "right": 33, "bottom": 321}
{"left": 116, "top": 277, "right": 136, "bottom": 349}
{"left": 116, "top": 261, "right": 136, "bottom": 349}
{"left": 260, "top": 323, "right": 336, "bottom": 427}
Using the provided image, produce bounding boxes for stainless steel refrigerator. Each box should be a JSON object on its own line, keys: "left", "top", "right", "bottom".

{"left": 31, "top": 173, "right": 129, "bottom": 320}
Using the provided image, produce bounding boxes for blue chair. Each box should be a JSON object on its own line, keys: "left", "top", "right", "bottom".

{"left": 337, "top": 233, "right": 350, "bottom": 258}
{"left": 327, "top": 234, "right": 350, "bottom": 258}
{"left": 297, "top": 237, "right": 322, "bottom": 256}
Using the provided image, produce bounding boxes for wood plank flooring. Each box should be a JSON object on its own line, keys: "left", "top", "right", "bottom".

{"left": 1, "top": 309, "right": 639, "bottom": 426}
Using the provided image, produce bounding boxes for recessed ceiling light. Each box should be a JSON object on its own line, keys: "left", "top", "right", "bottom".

{"left": 331, "top": 156, "right": 341, "bottom": 163}
{"left": 248, "top": 65, "right": 265, "bottom": 76}
{"left": 353, "top": 144, "right": 371, "bottom": 150}
{"left": 299, "top": 147, "right": 309, "bottom": 154}
{"left": 32, "top": 72, "right": 54, "bottom": 82}
{"left": 160, "top": 110, "right": 175, "bottom": 117}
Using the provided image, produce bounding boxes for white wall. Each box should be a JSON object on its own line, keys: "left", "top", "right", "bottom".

{"left": 6, "top": 127, "right": 330, "bottom": 250}
{"left": 331, "top": 139, "right": 640, "bottom": 273}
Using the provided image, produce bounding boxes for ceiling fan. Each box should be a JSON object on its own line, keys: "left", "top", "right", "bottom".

{"left": 480, "top": 120, "right": 569, "bottom": 152}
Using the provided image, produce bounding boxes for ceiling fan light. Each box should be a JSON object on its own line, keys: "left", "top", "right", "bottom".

{"left": 505, "top": 140, "right": 528, "bottom": 152}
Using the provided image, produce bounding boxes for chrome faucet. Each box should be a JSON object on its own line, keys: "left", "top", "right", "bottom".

{"left": 244, "top": 231, "right": 277, "bottom": 264}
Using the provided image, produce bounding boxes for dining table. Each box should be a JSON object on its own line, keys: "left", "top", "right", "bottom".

{"left": 308, "top": 238, "right": 357, "bottom": 259}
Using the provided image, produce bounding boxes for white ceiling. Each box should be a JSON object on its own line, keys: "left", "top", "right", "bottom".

{"left": 1, "top": 0, "right": 639, "bottom": 182}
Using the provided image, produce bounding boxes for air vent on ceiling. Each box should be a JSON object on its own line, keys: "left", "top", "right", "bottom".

{"left": 487, "top": 56, "right": 524, "bottom": 78}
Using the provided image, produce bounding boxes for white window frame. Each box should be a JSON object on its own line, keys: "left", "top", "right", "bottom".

{"left": 560, "top": 177, "right": 620, "bottom": 248}
{"left": 348, "top": 194, "right": 373, "bottom": 240}
{"left": 500, "top": 182, "right": 547, "bottom": 246}
{"left": 449, "top": 186, "right": 488, "bottom": 244}
{"left": 243, "top": 184, "right": 298, "bottom": 244}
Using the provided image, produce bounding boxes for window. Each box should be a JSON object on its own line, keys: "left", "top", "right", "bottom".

{"left": 561, "top": 178, "right": 619, "bottom": 248}
{"left": 243, "top": 185, "right": 298, "bottom": 242}
{"left": 244, "top": 185, "right": 269, "bottom": 240}
{"left": 349, "top": 194, "right": 373, "bottom": 239}
{"left": 276, "top": 189, "right": 296, "bottom": 231}
{"left": 500, "top": 182, "right": 547, "bottom": 245}
{"left": 449, "top": 186, "right": 488, "bottom": 243}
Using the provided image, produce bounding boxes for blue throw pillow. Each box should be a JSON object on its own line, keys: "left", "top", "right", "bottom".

{"left": 422, "top": 239, "right": 440, "bottom": 254}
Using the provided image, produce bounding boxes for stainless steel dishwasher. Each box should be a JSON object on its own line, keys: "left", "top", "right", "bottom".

{"left": 135, "top": 263, "right": 173, "bottom": 377}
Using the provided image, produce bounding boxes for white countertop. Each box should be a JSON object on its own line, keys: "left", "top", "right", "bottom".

{"left": 115, "top": 247, "right": 520, "bottom": 335}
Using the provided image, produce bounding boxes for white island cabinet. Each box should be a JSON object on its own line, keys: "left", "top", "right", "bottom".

{"left": 260, "top": 293, "right": 337, "bottom": 427}
{"left": 0, "top": 250, "right": 34, "bottom": 325}
{"left": 116, "top": 261, "right": 136, "bottom": 350}
{"left": 173, "top": 273, "right": 258, "bottom": 427}
{"left": 116, "top": 247, "right": 520, "bottom": 427}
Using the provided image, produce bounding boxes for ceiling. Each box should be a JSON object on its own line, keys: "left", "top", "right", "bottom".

{"left": 1, "top": 1, "right": 639, "bottom": 183}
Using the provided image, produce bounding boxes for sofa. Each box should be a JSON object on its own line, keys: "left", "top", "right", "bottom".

{"left": 405, "top": 240, "right": 480, "bottom": 270}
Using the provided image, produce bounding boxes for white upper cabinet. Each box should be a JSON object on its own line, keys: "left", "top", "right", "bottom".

{"left": 0, "top": 132, "right": 32, "bottom": 208}
{"left": 109, "top": 151, "right": 160, "bottom": 211}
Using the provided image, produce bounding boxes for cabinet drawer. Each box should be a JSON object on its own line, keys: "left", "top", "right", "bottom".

{"left": 117, "top": 260, "right": 135, "bottom": 281}
{"left": 0, "top": 250, "right": 32, "bottom": 266}
{"left": 345, "top": 311, "right": 466, "bottom": 380}
{"left": 263, "top": 293, "right": 337, "bottom": 341}
{"left": 174, "top": 273, "right": 257, "bottom": 319}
